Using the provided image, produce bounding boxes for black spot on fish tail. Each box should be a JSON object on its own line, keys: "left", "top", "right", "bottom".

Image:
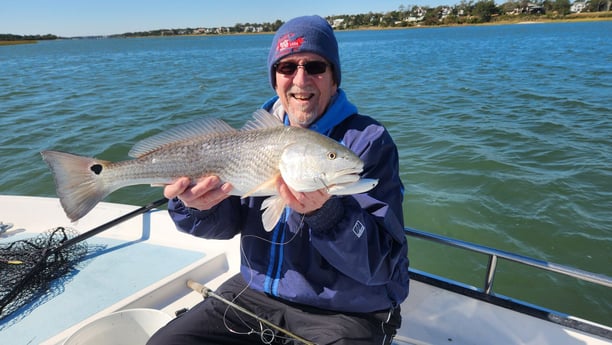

{"left": 90, "top": 164, "right": 103, "bottom": 175}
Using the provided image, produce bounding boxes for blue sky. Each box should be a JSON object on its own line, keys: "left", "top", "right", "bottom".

{"left": 1, "top": 0, "right": 454, "bottom": 37}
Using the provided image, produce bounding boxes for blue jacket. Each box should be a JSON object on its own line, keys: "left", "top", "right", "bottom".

{"left": 168, "top": 89, "right": 409, "bottom": 313}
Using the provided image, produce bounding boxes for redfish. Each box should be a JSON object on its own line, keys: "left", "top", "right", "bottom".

{"left": 41, "top": 110, "right": 377, "bottom": 231}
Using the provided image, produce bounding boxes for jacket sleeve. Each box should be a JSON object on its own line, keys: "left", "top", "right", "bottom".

{"left": 167, "top": 196, "right": 244, "bottom": 239}
{"left": 304, "top": 118, "right": 407, "bottom": 286}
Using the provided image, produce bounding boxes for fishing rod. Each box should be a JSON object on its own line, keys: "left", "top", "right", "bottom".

{"left": 187, "top": 279, "right": 315, "bottom": 345}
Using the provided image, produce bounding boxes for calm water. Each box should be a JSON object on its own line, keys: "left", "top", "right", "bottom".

{"left": 1, "top": 22, "right": 610, "bottom": 325}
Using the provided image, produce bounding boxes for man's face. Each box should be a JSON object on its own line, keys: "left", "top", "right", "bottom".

{"left": 274, "top": 52, "right": 338, "bottom": 128}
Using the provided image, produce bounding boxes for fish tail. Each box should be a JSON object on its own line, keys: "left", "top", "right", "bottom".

{"left": 41, "top": 150, "right": 114, "bottom": 222}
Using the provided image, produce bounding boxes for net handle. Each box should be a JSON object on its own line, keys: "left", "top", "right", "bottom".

{"left": 57, "top": 198, "right": 169, "bottom": 252}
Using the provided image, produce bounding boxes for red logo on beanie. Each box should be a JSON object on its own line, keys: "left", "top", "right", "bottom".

{"left": 276, "top": 33, "right": 304, "bottom": 54}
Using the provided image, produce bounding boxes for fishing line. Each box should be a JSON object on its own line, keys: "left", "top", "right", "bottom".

{"left": 188, "top": 279, "right": 314, "bottom": 345}
{"left": 218, "top": 211, "right": 309, "bottom": 344}
{"left": 316, "top": 177, "right": 330, "bottom": 193}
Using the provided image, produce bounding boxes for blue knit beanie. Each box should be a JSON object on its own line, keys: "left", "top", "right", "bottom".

{"left": 267, "top": 15, "right": 341, "bottom": 88}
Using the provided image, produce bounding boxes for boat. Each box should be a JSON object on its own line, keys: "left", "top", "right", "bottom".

{"left": 1, "top": 195, "right": 610, "bottom": 345}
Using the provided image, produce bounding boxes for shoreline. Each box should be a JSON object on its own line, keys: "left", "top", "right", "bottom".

{"left": 0, "top": 40, "right": 37, "bottom": 46}
{"left": 124, "top": 15, "right": 612, "bottom": 39}
{"left": 1, "top": 13, "right": 610, "bottom": 43}
{"left": 137, "top": 15, "right": 612, "bottom": 38}
{"left": 346, "top": 14, "right": 612, "bottom": 31}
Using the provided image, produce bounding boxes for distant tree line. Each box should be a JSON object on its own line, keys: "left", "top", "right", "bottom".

{"left": 111, "top": 20, "right": 286, "bottom": 38}
{"left": 114, "top": 1, "right": 609, "bottom": 38}
{"left": 0, "top": 33, "right": 59, "bottom": 41}
{"left": 330, "top": 0, "right": 610, "bottom": 27}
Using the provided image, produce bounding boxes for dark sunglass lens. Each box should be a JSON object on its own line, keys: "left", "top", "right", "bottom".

{"left": 275, "top": 61, "right": 328, "bottom": 75}
{"left": 276, "top": 62, "right": 298, "bottom": 75}
{"left": 305, "top": 61, "right": 328, "bottom": 74}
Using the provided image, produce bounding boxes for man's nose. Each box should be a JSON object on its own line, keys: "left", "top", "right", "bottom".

{"left": 292, "top": 66, "right": 311, "bottom": 86}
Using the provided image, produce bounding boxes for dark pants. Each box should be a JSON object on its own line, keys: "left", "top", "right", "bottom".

{"left": 147, "top": 274, "right": 401, "bottom": 345}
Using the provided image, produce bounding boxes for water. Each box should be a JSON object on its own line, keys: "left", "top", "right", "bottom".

{"left": 1, "top": 22, "right": 610, "bottom": 325}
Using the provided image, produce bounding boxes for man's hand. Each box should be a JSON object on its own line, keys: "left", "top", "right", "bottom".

{"left": 276, "top": 178, "right": 330, "bottom": 215}
{"left": 164, "top": 176, "right": 232, "bottom": 210}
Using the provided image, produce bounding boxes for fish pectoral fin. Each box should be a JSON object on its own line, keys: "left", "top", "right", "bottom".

{"left": 241, "top": 174, "right": 281, "bottom": 199}
{"left": 260, "top": 195, "right": 286, "bottom": 231}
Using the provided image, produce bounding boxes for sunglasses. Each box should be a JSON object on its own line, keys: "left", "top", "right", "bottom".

{"left": 274, "top": 61, "right": 329, "bottom": 76}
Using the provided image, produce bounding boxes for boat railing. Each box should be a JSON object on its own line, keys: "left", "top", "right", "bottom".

{"left": 404, "top": 227, "right": 612, "bottom": 294}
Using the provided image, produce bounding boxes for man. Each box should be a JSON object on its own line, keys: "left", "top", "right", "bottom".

{"left": 148, "top": 15, "right": 409, "bottom": 345}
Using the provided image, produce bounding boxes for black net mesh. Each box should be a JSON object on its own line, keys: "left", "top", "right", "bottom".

{"left": 0, "top": 227, "right": 87, "bottom": 320}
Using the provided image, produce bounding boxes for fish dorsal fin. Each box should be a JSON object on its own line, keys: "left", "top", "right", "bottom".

{"left": 241, "top": 109, "right": 284, "bottom": 131}
{"left": 129, "top": 118, "right": 236, "bottom": 158}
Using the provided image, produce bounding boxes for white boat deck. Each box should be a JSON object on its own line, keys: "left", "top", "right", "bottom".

{"left": 0, "top": 196, "right": 240, "bottom": 344}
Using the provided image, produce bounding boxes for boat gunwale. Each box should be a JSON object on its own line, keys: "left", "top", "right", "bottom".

{"left": 405, "top": 228, "right": 612, "bottom": 340}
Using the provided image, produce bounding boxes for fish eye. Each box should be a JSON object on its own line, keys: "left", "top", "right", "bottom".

{"left": 327, "top": 151, "right": 337, "bottom": 160}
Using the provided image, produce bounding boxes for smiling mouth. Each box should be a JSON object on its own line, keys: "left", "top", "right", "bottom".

{"left": 291, "top": 93, "right": 314, "bottom": 101}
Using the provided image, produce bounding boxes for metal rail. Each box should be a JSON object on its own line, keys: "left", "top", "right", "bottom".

{"left": 405, "top": 227, "right": 612, "bottom": 294}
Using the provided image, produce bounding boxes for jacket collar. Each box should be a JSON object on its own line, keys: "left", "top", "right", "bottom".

{"left": 261, "top": 88, "right": 357, "bottom": 135}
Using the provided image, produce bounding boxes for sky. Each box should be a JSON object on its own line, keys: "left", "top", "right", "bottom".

{"left": 1, "top": 0, "right": 453, "bottom": 37}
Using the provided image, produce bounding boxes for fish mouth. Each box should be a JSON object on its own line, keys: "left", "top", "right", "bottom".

{"left": 328, "top": 174, "right": 360, "bottom": 187}
{"left": 323, "top": 168, "right": 362, "bottom": 186}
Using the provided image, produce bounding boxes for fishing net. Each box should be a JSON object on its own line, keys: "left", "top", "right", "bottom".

{"left": 0, "top": 227, "right": 87, "bottom": 320}
{"left": 0, "top": 198, "right": 167, "bottom": 323}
